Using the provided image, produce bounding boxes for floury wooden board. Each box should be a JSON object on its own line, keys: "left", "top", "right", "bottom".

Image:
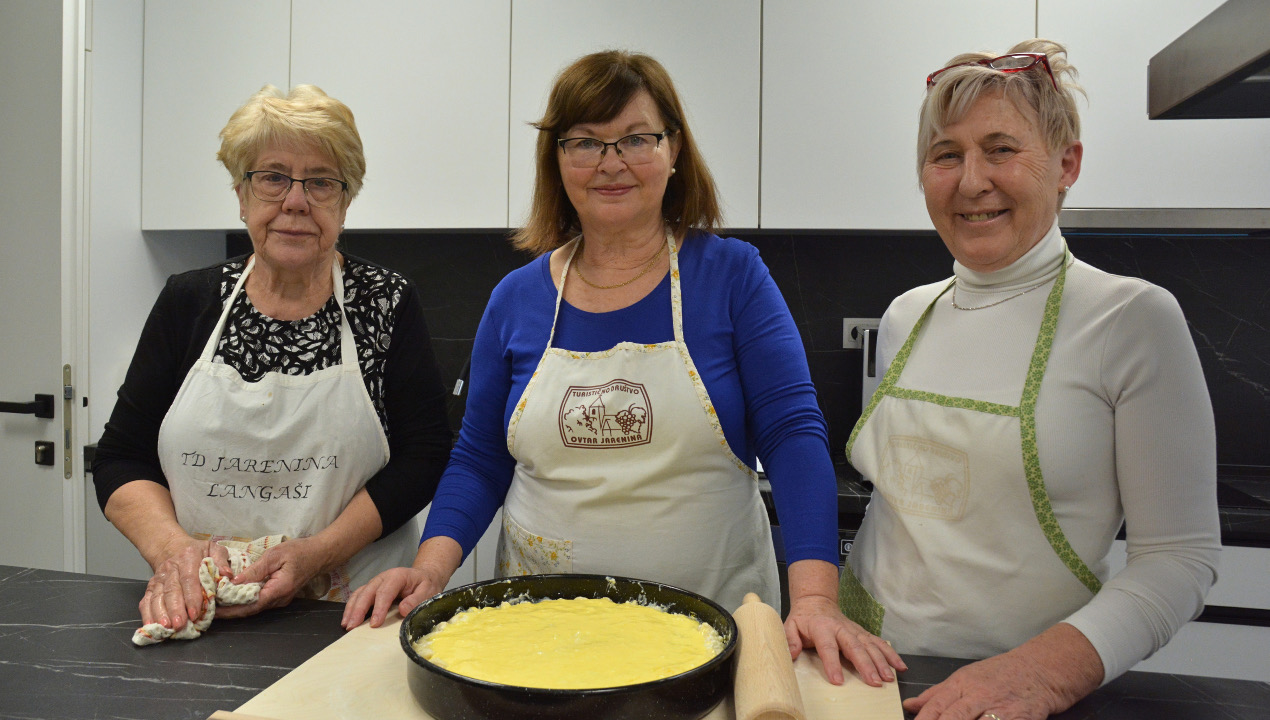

{"left": 236, "top": 612, "right": 902, "bottom": 720}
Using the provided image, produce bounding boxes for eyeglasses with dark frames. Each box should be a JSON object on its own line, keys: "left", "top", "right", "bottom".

{"left": 556, "top": 131, "right": 672, "bottom": 169}
{"left": 243, "top": 170, "right": 348, "bottom": 207}
{"left": 926, "top": 53, "right": 1058, "bottom": 91}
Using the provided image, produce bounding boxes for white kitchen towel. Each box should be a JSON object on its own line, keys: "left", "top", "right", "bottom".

{"left": 131, "top": 535, "right": 284, "bottom": 646}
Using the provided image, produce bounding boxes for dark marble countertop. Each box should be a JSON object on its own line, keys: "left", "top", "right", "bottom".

{"left": 3, "top": 564, "right": 1268, "bottom": 720}
{"left": 0, "top": 564, "right": 345, "bottom": 720}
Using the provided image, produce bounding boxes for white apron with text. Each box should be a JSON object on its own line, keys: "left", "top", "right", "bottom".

{"left": 157, "top": 256, "right": 419, "bottom": 600}
{"left": 841, "top": 253, "right": 1103, "bottom": 657}
{"left": 498, "top": 234, "right": 779, "bottom": 612}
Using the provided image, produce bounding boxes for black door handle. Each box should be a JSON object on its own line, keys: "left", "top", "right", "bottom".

{"left": 0, "top": 394, "right": 54, "bottom": 419}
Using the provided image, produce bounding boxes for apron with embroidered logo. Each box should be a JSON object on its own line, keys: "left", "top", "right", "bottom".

{"left": 157, "top": 256, "right": 420, "bottom": 601}
{"left": 497, "top": 233, "right": 779, "bottom": 612}
{"left": 840, "top": 253, "right": 1102, "bottom": 657}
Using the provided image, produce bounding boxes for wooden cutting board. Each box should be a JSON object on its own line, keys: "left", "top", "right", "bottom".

{"left": 236, "top": 612, "right": 902, "bottom": 720}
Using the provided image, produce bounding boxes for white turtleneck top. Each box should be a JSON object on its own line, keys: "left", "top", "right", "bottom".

{"left": 868, "top": 220, "right": 1220, "bottom": 682}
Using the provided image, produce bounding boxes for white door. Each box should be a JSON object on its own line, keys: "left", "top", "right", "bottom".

{"left": 0, "top": 1, "right": 81, "bottom": 571}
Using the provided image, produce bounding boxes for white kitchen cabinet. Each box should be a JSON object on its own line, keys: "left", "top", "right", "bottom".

{"left": 141, "top": 2, "right": 291, "bottom": 230}
{"left": 509, "top": 0, "right": 761, "bottom": 229}
{"left": 290, "top": 1, "right": 511, "bottom": 229}
{"left": 1039, "top": 0, "right": 1270, "bottom": 210}
{"left": 143, "top": 1, "right": 510, "bottom": 231}
{"left": 761, "top": 1, "right": 1033, "bottom": 230}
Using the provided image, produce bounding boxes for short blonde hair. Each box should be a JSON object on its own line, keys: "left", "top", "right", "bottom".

{"left": 513, "top": 50, "right": 721, "bottom": 256}
{"left": 918, "top": 39, "right": 1084, "bottom": 206}
{"left": 217, "top": 84, "right": 366, "bottom": 204}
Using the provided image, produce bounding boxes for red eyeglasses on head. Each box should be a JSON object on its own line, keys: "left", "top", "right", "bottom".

{"left": 926, "top": 53, "right": 1058, "bottom": 90}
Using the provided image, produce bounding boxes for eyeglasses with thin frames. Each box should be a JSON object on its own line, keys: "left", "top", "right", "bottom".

{"left": 243, "top": 170, "right": 348, "bottom": 207}
{"left": 926, "top": 53, "right": 1058, "bottom": 91}
{"left": 556, "top": 131, "right": 671, "bottom": 169}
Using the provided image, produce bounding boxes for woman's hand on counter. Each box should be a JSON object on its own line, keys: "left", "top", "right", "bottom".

{"left": 139, "top": 537, "right": 231, "bottom": 631}
{"left": 341, "top": 536, "right": 463, "bottom": 630}
{"left": 784, "top": 559, "right": 907, "bottom": 687}
{"left": 217, "top": 538, "right": 327, "bottom": 619}
{"left": 223, "top": 490, "right": 383, "bottom": 618}
{"left": 903, "top": 622, "right": 1104, "bottom": 720}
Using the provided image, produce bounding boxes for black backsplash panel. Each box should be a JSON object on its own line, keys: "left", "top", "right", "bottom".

{"left": 228, "top": 228, "right": 1269, "bottom": 466}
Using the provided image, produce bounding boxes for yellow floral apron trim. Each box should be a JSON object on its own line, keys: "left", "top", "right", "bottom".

{"left": 499, "top": 510, "right": 573, "bottom": 576}
{"left": 664, "top": 234, "right": 754, "bottom": 476}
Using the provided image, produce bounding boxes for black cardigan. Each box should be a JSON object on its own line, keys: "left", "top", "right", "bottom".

{"left": 91, "top": 254, "right": 452, "bottom": 539}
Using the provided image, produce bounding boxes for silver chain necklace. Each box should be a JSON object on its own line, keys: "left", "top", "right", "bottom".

{"left": 951, "top": 256, "right": 1073, "bottom": 311}
{"left": 950, "top": 282, "right": 1046, "bottom": 311}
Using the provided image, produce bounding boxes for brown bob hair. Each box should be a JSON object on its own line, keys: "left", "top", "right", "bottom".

{"left": 512, "top": 50, "right": 721, "bottom": 255}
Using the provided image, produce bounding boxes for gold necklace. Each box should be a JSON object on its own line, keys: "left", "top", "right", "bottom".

{"left": 573, "top": 238, "right": 667, "bottom": 290}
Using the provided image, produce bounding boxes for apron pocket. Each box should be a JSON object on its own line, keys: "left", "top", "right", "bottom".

{"left": 838, "top": 560, "right": 886, "bottom": 636}
{"left": 498, "top": 511, "right": 573, "bottom": 576}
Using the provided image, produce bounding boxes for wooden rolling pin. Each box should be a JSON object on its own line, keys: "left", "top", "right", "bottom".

{"left": 732, "top": 592, "right": 807, "bottom": 720}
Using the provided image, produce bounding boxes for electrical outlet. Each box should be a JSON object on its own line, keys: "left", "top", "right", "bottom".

{"left": 843, "top": 318, "right": 880, "bottom": 349}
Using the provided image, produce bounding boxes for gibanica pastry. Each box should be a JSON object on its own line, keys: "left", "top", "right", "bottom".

{"left": 414, "top": 596, "right": 724, "bottom": 689}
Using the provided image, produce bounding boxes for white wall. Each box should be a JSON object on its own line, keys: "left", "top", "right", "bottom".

{"left": 84, "top": 0, "right": 223, "bottom": 578}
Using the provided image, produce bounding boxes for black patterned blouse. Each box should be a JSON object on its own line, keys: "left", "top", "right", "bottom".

{"left": 91, "top": 253, "right": 453, "bottom": 537}
{"left": 214, "top": 258, "right": 404, "bottom": 432}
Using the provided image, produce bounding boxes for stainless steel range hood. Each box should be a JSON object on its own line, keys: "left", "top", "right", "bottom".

{"left": 1148, "top": 0, "right": 1270, "bottom": 119}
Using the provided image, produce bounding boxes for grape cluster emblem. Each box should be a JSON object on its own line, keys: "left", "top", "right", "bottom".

{"left": 558, "top": 379, "right": 653, "bottom": 448}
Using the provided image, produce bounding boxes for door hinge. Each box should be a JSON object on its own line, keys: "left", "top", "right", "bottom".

{"left": 63, "top": 364, "right": 73, "bottom": 479}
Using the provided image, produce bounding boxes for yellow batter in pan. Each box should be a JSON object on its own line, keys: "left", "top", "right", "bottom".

{"left": 414, "top": 596, "right": 725, "bottom": 689}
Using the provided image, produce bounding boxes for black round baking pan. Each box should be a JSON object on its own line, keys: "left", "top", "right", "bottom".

{"left": 400, "top": 574, "right": 737, "bottom": 720}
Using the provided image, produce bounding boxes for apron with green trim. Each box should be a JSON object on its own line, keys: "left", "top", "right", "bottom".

{"left": 840, "top": 255, "right": 1101, "bottom": 657}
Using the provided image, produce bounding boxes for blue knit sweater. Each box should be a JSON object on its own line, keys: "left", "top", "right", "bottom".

{"left": 423, "top": 232, "right": 839, "bottom": 567}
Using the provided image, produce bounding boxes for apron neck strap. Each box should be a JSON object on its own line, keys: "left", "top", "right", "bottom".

{"left": 200, "top": 256, "right": 354, "bottom": 365}
{"left": 666, "top": 230, "right": 685, "bottom": 344}
{"left": 551, "top": 228, "right": 682, "bottom": 348}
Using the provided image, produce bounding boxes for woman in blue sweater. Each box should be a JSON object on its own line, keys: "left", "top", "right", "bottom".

{"left": 343, "top": 50, "right": 904, "bottom": 686}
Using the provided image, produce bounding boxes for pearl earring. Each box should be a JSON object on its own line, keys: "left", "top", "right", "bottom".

{"left": 1061, "top": 186, "right": 1070, "bottom": 193}
{"left": 670, "top": 167, "right": 677, "bottom": 175}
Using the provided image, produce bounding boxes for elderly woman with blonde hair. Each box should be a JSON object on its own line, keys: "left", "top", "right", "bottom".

{"left": 841, "top": 39, "right": 1220, "bottom": 719}
{"left": 93, "top": 85, "right": 452, "bottom": 633}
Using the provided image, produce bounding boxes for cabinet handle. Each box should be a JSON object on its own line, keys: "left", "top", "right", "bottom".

{"left": 0, "top": 394, "right": 54, "bottom": 419}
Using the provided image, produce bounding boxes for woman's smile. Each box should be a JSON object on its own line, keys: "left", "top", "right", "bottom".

{"left": 960, "top": 209, "right": 1007, "bottom": 223}
{"left": 591, "top": 183, "right": 634, "bottom": 197}
{"left": 920, "top": 90, "right": 1080, "bottom": 272}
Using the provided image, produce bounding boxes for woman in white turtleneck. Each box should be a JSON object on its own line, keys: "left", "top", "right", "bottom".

{"left": 840, "top": 39, "right": 1220, "bottom": 720}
